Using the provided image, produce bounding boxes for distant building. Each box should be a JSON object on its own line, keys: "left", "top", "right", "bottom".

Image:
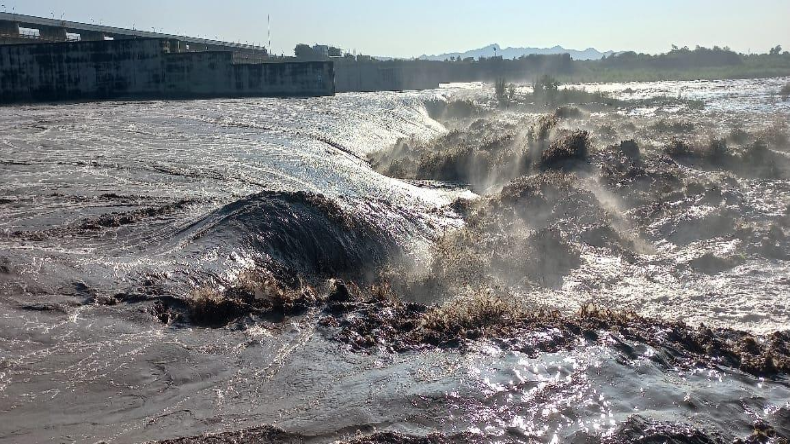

{"left": 312, "top": 44, "right": 329, "bottom": 57}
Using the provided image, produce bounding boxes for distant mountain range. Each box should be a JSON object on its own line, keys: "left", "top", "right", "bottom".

{"left": 418, "top": 43, "right": 616, "bottom": 61}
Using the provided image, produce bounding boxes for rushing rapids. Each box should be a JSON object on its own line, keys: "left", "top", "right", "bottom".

{"left": 0, "top": 78, "right": 789, "bottom": 443}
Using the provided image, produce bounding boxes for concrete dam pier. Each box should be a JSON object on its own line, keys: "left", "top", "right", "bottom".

{"left": 0, "top": 38, "right": 334, "bottom": 103}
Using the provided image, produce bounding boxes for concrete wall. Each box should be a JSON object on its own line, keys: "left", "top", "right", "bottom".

{"left": 334, "top": 61, "right": 440, "bottom": 93}
{"left": 162, "top": 50, "right": 234, "bottom": 97}
{"left": 233, "top": 62, "right": 333, "bottom": 97}
{"left": 0, "top": 39, "right": 165, "bottom": 102}
{"left": 0, "top": 39, "right": 334, "bottom": 103}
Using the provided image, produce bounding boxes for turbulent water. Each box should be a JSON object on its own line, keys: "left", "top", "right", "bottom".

{"left": 1, "top": 78, "right": 789, "bottom": 443}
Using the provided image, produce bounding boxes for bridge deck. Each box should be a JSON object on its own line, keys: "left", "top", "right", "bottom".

{"left": 0, "top": 12, "right": 265, "bottom": 53}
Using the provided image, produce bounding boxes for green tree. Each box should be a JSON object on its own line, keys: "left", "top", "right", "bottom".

{"left": 770, "top": 45, "right": 783, "bottom": 56}
{"left": 328, "top": 46, "right": 343, "bottom": 57}
{"left": 533, "top": 75, "right": 560, "bottom": 104}
{"left": 495, "top": 77, "right": 507, "bottom": 105}
{"left": 507, "top": 83, "right": 516, "bottom": 102}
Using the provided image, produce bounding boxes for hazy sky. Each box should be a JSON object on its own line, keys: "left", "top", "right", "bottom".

{"left": 6, "top": 1, "right": 789, "bottom": 57}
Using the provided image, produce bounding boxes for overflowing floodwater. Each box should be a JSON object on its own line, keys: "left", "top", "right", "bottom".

{"left": 0, "top": 78, "right": 789, "bottom": 443}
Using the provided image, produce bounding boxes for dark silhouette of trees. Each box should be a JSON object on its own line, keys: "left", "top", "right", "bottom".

{"left": 328, "top": 46, "right": 343, "bottom": 57}
{"left": 533, "top": 75, "right": 560, "bottom": 103}
{"left": 601, "top": 45, "right": 742, "bottom": 70}
{"left": 295, "top": 44, "right": 344, "bottom": 59}
{"left": 494, "top": 78, "right": 507, "bottom": 105}
{"left": 294, "top": 44, "right": 315, "bottom": 59}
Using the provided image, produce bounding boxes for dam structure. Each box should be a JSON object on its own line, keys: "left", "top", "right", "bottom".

{"left": 0, "top": 13, "right": 335, "bottom": 103}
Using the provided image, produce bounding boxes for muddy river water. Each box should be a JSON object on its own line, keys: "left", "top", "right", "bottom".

{"left": 1, "top": 78, "right": 789, "bottom": 443}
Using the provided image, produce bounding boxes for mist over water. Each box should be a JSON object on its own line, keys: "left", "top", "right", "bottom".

{"left": 1, "top": 78, "right": 789, "bottom": 443}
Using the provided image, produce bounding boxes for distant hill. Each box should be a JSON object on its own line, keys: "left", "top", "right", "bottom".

{"left": 419, "top": 43, "right": 616, "bottom": 61}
